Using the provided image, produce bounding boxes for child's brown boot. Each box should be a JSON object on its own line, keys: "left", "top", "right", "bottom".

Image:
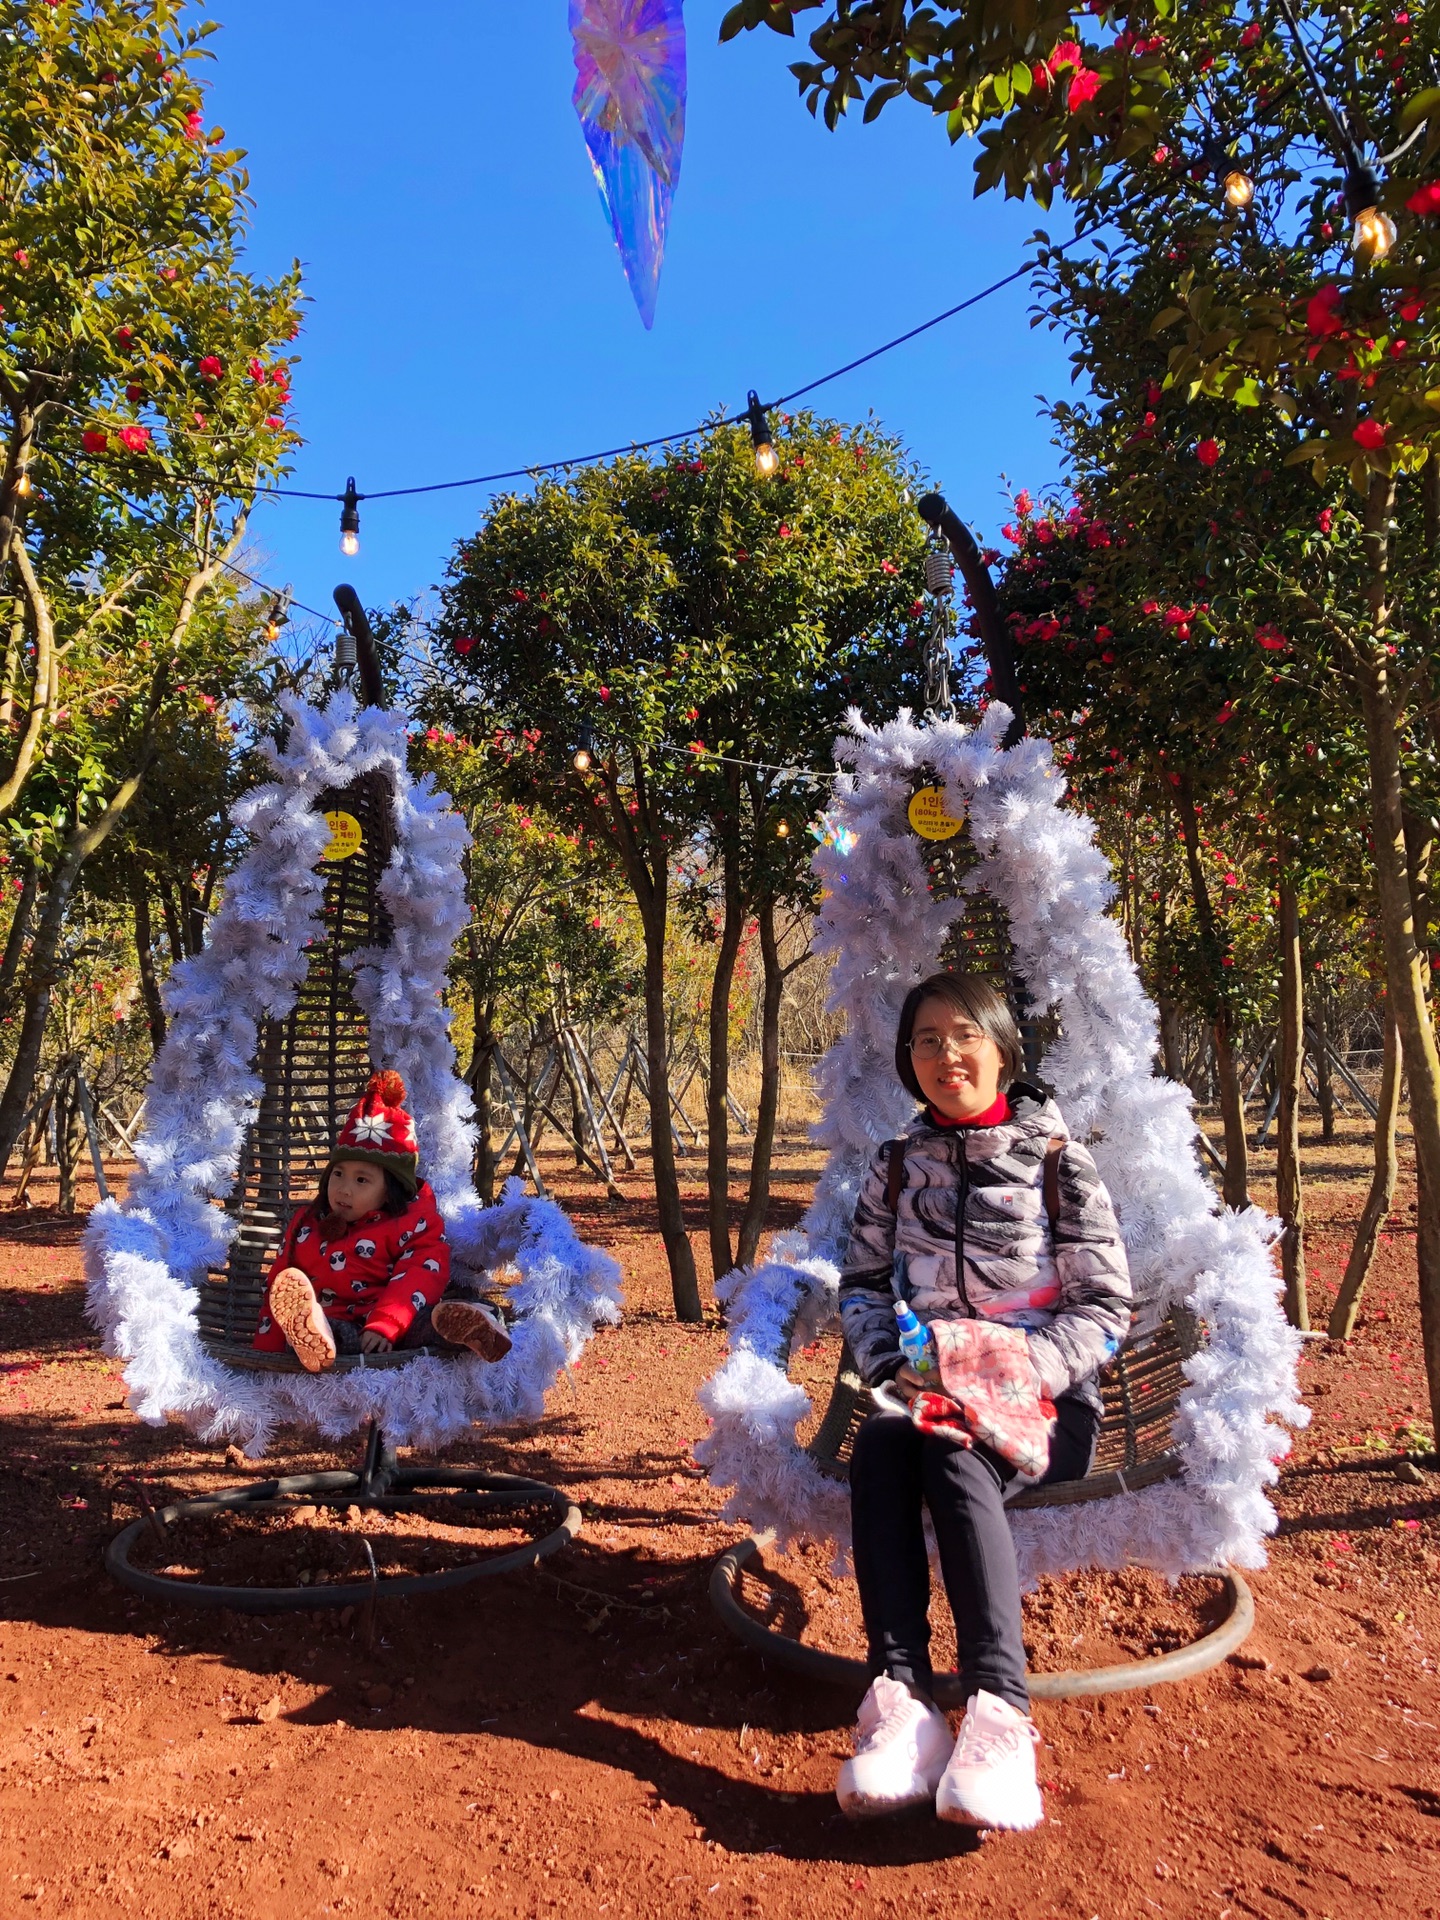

{"left": 268, "top": 1268, "right": 337, "bottom": 1373}
{"left": 431, "top": 1298, "right": 512, "bottom": 1362}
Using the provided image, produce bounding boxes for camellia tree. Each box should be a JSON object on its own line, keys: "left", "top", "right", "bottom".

{"left": 0, "top": 0, "right": 303, "bottom": 1170}
{"left": 729, "top": 0, "right": 1440, "bottom": 1435}
{"left": 425, "top": 412, "right": 927, "bottom": 1317}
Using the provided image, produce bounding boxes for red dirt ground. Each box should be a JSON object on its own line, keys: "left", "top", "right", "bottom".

{"left": 0, "top": 1130, "right": 1437, "bottom": 1920}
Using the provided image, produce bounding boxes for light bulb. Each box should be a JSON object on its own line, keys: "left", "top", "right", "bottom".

{"left": 14, "top": 468, "right": 31, "bottom": 497}
{"left": 1351, "top": 204, "right": 1396, "bottom": 262}
{"left": 572, "top": 746, "right": 593, "bottom": 773}
{"left": 1222, "top": 168, "right": 1254, "bottom": 211}
{"left": 774, "top": 818, "right": 790, "bottom": 839}
{"left": 746, "top": 389, "right": 778, "bottom": 479}
{"left": 339, "top": 475, "right": 361, "bottom": 557}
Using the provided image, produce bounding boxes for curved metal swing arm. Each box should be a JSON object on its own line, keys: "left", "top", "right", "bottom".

{"left": 332, "top": 584, "right": 386, "bottom": 709}
{"left": 916, "top": 491, "right": 1024, "bottom": 747}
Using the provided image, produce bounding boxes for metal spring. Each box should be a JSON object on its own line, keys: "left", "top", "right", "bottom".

{"left": 924, "top": 549, "right": 954, "bottom": 596}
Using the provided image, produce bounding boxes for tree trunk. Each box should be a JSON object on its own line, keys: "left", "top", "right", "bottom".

{"left": 130, "top": 870, "right": 166, "bottom": 1051}
{"left": 736, "top": 894, "right": 786, "bottom": 1270}
{"left": 1158, "top": 996, "right": 1184, "bottom": 1083}
{"left": 1330, "top": 1000, "right": 1401, "bottom": 1339}
{"left": 705, "top": 789, "right": 746, "bottom": 1283}
{"left": 640, "top": 895, "right": 703, "bottom": 1319}
{"left": 1312, "top": 972, "right": 1335, "bottom": 1144}
{"left": 1357, "top": 471, "right": 1440, "bottom": 1442}
{"left": 1212, "top": 1013, "right": 1252, "bottom": 1210}
{"left": 56, "top": 1070, "right": 84, "bottom": 1215}
{"left": 0, "top": 856, "right": 36, "bottom": 1012}
{"left": 1276, "top": 877, "right": 1308, "bottom": 1329}
{"left": 470, "top": 1003, "right": 498, "bottom": 1206}
{"left": 1175, "top": 775, "right": 1250, "bottom": 1207}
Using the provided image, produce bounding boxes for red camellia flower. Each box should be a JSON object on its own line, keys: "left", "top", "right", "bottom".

{"left": 1142, "top": 599, "right": 1160, "bottom": 615}
{"left": 1399, "top": 288, "right": 1426, "bottom": 322}
{"left": 1406, "top": 182, "right": 1440, "bottom": 216}
{"left": 1047, "top": 41, "right": 1081, "bottom": 72}
{"left": 453, "top": 637, "right": 476, "bottom": 655}
{"left": 265, "top": 414, "right": 283, "bottom": 429}
{"left": 1317, "top": 508, "right": 1333, "bottom": 533}
{"left": 1353, "top": 419, "right": 1386, "bottom": 449}
{"left": 197, "top": 354, "right": 223, "bottom": 381}
{"left": 779, "top": 523, "right": 793, "bottom": 538}
{"left": 1306, "top": 284, "right": 1344, "bottom": 338}
{"left": 247, "top": 358, "right": 266, "bottom": 383}
{"left": 183, "top": 109, "right": 204, "bottom": 142}
{"left": 1216, "top": 701, "right": 1235, "bottom": 725}
{"left": 12, "top": 248, "right": 29, "bottom": 268}
{"left": 1239, "top": 21, "right": 1262, "bottom": 46}
{"left": 1255, "top": 624, "right": 1287, "bottom": 651}
{"left": 82, "top": 429, "right": 109, "bottom": 453}
{"left": 160, "top": 266, "right": 177, "bottom": 282}
{"left": 1067, "top": 67, "right": 1102, "bottom": 111}
{"left": 125, "top": 383, "right": 143, "bottom": 402}
{"left": 1014, "top": 489, "right": 1034, "bottom": 516}
{"left": 1196, "top": 438, "right": 1219, "bottom": 467}
{"left": 118, "top": 424, "right": 150, "bottom": 452}
{"left": 116, "top": 326, "right": 134, "bottom": 348}
{"left": 880, "top": 559, "right": 897, "bottom": 573}
{"left": 598, "top": 686, "right": 610, "bottom": 703}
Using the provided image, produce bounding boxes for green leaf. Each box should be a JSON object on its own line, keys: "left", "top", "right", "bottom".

{"left": 1151, "top": 307, "right": 1186, "bottom": 333}
{"left": 1399, "top": 86, "right": 1440, "bottom": 137}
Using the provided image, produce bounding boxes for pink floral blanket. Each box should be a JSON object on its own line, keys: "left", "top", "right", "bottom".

{"left": 907, "top": 1319, "right": 1057, "bottom": 1484}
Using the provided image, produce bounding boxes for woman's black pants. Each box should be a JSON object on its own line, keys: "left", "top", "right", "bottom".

{"left": 849, "top": 1401, "right": 1097, "bottom": 1716}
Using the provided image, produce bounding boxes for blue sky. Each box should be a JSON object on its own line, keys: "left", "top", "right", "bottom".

{"left": 202, "top": 2, "right": 1081, "bottom": 640}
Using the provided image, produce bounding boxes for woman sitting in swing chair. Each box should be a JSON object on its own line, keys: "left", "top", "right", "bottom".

{"left": 836, "top": 971, "right": 1133, "bottom": 1831}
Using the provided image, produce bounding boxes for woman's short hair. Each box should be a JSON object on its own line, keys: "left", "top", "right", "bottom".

{"left": 894, "top": 972, "right": 1024, "bottom": 1100}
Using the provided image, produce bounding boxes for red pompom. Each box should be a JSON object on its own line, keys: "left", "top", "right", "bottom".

{"left": 369, "top": 1069, "right": 407, "bottom": 1107}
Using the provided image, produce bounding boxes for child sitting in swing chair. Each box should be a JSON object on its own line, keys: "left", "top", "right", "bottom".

{"left": 254, "top": 1070, "right": 511, "bottom": 1370}
{"left": 836, "top": 972, "right": 1133, "bottom": 1831}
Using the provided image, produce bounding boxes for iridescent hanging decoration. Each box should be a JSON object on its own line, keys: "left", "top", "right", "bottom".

{"left": 569, "top": 0, "right": 686, "bottom": 329}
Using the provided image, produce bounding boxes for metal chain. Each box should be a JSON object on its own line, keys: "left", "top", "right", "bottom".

{"left": 921, "top": 540, "right": 956, "bottom": 723}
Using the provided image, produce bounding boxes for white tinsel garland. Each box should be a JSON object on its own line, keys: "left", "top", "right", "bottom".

{"left": 696, "top": 705, "right": 1307, "bottom": 1583}
{"left": 84, "top": 690, "right": 621, "bottom": 1458}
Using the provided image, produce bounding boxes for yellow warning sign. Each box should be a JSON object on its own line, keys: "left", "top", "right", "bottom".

{"left": 907, "top": 786, "right": 965, "bottom": 842}
{"left": 322, "top": 810, "right": 364, "bottom": 862}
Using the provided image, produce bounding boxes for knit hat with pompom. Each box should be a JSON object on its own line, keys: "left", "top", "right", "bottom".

{"left": 329, "top": 1069, "right": 419, "bottom": 1196}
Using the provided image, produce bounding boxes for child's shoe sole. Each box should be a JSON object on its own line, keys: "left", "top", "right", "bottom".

{"left": 268, "top": 1268, "right": 337, "bottom": 1373}
{"left": 431, "top": 1299, "right": 513, "bottom": 1362}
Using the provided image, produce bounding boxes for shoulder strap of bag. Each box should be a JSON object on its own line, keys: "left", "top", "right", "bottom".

{"left": 1043, "top": 1136, "right": 1065, "bottom": 1235}
{"left": 885, "top": 1137, "right": 907, "bottom": 1214}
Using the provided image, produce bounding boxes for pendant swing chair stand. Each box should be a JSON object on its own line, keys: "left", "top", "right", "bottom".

{"left": 699, "top": 494, "right": 1307, "bottom": 1702}
{"left": 86, "top": 591, "right": 622, "bottom": 1614}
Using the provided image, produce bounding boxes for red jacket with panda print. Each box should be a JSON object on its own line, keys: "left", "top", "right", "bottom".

{"left": 251, "top": 1180, "right": 450, "bottom": 1349}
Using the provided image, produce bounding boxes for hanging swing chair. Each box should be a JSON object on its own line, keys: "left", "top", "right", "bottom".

{"left": 85, "top": 597, "right": 622, "bottom": 1611}
{"left": 698, "top": 496, "right": 1305, "bottom": 1699}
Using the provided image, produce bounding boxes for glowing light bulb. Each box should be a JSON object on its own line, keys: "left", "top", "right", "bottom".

{"left": 339, "top": 476, "right": 361, "bottom": 557}
{"left": 1222, "top": 168, "right": 1254, "bottom": 211}
{"left": 746, "top": 389, "right": 778, "bottom": 479}
{"left": 774, "top": 818, "right": 790, "bottom": 839}
{"left": 262, "top": 588, "right": 291, "bottom": 644}
{"left": 1345, "top": 163, "right": 1394, "bottom": 264}
{"left": 14, "top": 467, "right": 31, "bottom": 497}
{"left": 572, "top": 746, "right": 593, "bottom": 773}
{"left": 1351, "top": 203, "right": 1396, "bottom": 262}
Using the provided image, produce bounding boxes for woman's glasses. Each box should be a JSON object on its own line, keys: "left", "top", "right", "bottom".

{"left": 909, "top": 1028, "right": 987, "bottom": 1062}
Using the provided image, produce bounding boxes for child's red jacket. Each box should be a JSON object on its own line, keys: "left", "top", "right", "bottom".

{"left": 252, "top": 1180, "right": 450, "bottom": 1349}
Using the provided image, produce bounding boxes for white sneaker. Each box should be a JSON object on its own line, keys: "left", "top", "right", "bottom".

{"left": 935, "top": 1688, "right": 1044, "bottom": 1829}
{"left": 835, "top": 1675, "right": 954, "bottom": 1819}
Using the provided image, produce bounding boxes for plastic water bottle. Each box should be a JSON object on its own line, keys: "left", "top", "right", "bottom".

{"left": 893, "top": 1299, "right": 935, "bottom": 1375}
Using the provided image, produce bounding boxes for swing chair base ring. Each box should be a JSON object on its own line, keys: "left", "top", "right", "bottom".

{"left": 105, "top": 1470, "right": 582, "bottom": 1615}
{"left": 710, "top": 1532, "right": 1254, "bottom": 1704}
